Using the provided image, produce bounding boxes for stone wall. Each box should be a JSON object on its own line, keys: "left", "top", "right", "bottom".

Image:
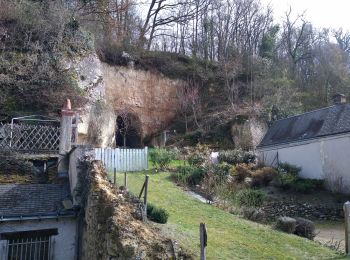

{"left": 261, "top": 201, "right": 343, "bottom": 221}
{"left": 80, "top": 161, "right": 177, "bottom": 259}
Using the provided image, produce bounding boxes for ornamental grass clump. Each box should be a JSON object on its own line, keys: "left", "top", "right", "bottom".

{"left": 234, "top": 188, "right": 267, "bottom": 208}
{"left": 294, "top": 217, "right": 316, "bottom": 240}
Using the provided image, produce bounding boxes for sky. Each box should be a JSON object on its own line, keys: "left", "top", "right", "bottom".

{"left": 260, "top": 0, "right": 350, "bottom": 31}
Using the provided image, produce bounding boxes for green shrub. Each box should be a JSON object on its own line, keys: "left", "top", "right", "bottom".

{"left": 218, "top": 149, "right": 256, "bottom": 165}
{"left": 277, "top": 163, "right": 301, "bottom": 188}
{"left": 186, "top": 144, "right": 210, "bottom": 167}
{"left": 234, "top": 189, "right": 267, "bottom": 208}
{"left": 217, "top": 162, "right": 232, "bottom": 173}
{"left": 147, "top": 203, "right": 169, "bottom": 224}
{"left": 204, "top": 163, "right": 231, "bottom": 183}
{"left": 173, "top": 165, "right": 206, "bottom": 186}
{"left": 290, "top": 178, "right": 324, "bottom": 193}
{"left": 149, "top": 148, "right": 177, "bottom": 170}
{"left": 277, "top": 163, "right": 323, "bottom": 192}
{"left": 187, "top": 152, "right": 207, "bottom": 167}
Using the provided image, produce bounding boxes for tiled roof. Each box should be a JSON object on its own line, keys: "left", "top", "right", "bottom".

{"left": 258, "top": 103, "right": 350, "bottom": 148}
{"left": 0, "top": 183, "right": 71, "bottom": 217}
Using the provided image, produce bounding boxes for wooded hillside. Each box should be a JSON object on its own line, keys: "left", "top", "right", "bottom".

{"left": 1, "top": 0, "right": 350, "bottom": 132}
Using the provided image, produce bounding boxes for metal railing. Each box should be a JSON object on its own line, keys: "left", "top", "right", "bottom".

{"left": 0, "top": 116, "right": 60, "bottom": 154}
{"left": 6, "top": 235, "right": 52, "bottom": 260}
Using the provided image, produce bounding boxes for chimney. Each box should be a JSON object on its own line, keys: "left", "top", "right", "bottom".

{"left": 332, "top": 94, "right": 346, "bottom": 105}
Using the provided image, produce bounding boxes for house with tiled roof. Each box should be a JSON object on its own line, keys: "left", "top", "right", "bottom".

{"left": 0, "top": 101, "right": 80, "bottom": 260}
{"left": 0, "top": 183, "right": 78, "bottom": 259}
{"left": 257, "top": 94, "right": 350, "bottom": 193}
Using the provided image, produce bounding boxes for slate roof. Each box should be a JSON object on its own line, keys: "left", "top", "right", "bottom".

{"left": 258, "top": 103, "right": 350, "bottom": 148}
{"left": 0, "top": 183, "right": 71, "bottom": 217}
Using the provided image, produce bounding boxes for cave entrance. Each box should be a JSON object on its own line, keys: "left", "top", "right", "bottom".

{"left": 115, "top": 112, "right": 142, "bottom": 148}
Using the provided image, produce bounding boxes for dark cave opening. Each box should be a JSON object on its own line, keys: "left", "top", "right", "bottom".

{"left": 115, "top": 113, "right": 142, "bottom": 148}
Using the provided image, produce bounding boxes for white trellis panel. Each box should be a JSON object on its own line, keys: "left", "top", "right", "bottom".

{"left": 94, "top": 147, "right": 148, "bottom": 172}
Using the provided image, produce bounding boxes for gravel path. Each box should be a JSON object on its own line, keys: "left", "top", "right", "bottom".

{"left": 315, "top": 221, "right": 345, "bottom": 252}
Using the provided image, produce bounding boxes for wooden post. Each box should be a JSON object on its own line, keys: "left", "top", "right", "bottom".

{"left": 200, "top": 223, "right": 207, "bottom": 260}
{"left": 124, "top": 172, "right": 128, "bottom": 189}
{"left": 144, "top": 175, "right": 149, "bottom": 221}
{"left": 113, "top": 168, "right": 116, "bottom": 185}
{"left": 344, "top": 201, "right": 350, "bottom": 254}
{"left": 58, "top": 99, "right": 74, "bottom": 178}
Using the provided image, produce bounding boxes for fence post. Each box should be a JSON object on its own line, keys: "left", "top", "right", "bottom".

{"left": 344, "top": 201, "right": 350, "bottom": 254}
{"left": 200, "top": 223, "right": 207, "bottom": 260}
{"left": 58, "top": 99, "right": 74, "bottom": 177}
{"left": 144, "top": 175, "right": 149, "bottom": 221}
{"left": 113, "top": 168, "right": 116, "bottom": 185}
{"left": 124, "top": 172, "right": 128, "bottom": 190}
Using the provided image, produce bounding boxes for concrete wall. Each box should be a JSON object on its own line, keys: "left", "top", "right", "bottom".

{"left": 0, "top": 218, "right": 77, "bottom": 260}
{"left": 69, "top": 145, "right": 95, "bottom": 205}
{"left": 258, "top": 134, "right": 350, "bottom": 193}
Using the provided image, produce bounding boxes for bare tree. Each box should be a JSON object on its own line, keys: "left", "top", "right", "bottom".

{"left": 280, "top": 8, "right": 315, "bottom": 74}
{"left": 334, "top": 28, "right": 350, "bottom": 54}
{"left": 68, "top": 0, "right": 135, "bottom": 42}
{"left": 139, "top": 0, "right": 208, "bottom": 50}
{"left": 222, "top": 59, "right": 240, "bottom": 107}
{"left": 176, "top": 82, "right": 201, "bottom": 131}
{"left": 176, "top": 85, "right": 190, "bottom": 132}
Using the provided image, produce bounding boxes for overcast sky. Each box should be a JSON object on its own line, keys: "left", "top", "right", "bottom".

{"left": 260, "top": 0, "right": 350, "bottom": 30}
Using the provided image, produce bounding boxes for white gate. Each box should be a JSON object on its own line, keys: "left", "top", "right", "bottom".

{"left": 94, "top": 147, "right": 148, "bottom": 172}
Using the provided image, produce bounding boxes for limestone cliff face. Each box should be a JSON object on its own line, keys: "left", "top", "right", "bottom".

{"left": 68, "top": 53, "right": 181, "bottom": 147}
{"left": 102, "top": 64, "right": 182, "bottom": 138}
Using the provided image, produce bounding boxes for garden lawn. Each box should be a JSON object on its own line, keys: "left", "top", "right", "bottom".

{"left": 114, "top": 172, "right": 344, "bottom": 259}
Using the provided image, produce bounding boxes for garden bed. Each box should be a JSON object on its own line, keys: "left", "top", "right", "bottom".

{"left": 261, "top": 186, "right": 346, "bottom": 221}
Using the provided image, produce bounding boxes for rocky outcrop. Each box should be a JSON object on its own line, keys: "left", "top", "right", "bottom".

{"left": 62, "top": 53, "right": 112, "bottom": 146}
{"left": 81, "top": 161, "right": 177, "bottom": 259}
{"left": 231, "top": 117, "right": 267, "bottom": 150}
{"left": 86, "top": 101, "right": 116, "bottom": 147}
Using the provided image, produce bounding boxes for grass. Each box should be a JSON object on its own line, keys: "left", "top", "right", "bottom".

{"left": 112, "top": 170, "right": 345, "bottom": 260}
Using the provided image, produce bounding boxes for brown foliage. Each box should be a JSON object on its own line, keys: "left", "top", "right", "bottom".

{"left": 251, "top": 167, "right": 278, "bottom": 187}
{"left": 230, "top": 163, "right": 253, "bottom": 183}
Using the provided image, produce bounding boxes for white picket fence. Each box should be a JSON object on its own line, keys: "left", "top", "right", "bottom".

{"left": 94, "top": 147, "right": 148, "bottom": 172}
